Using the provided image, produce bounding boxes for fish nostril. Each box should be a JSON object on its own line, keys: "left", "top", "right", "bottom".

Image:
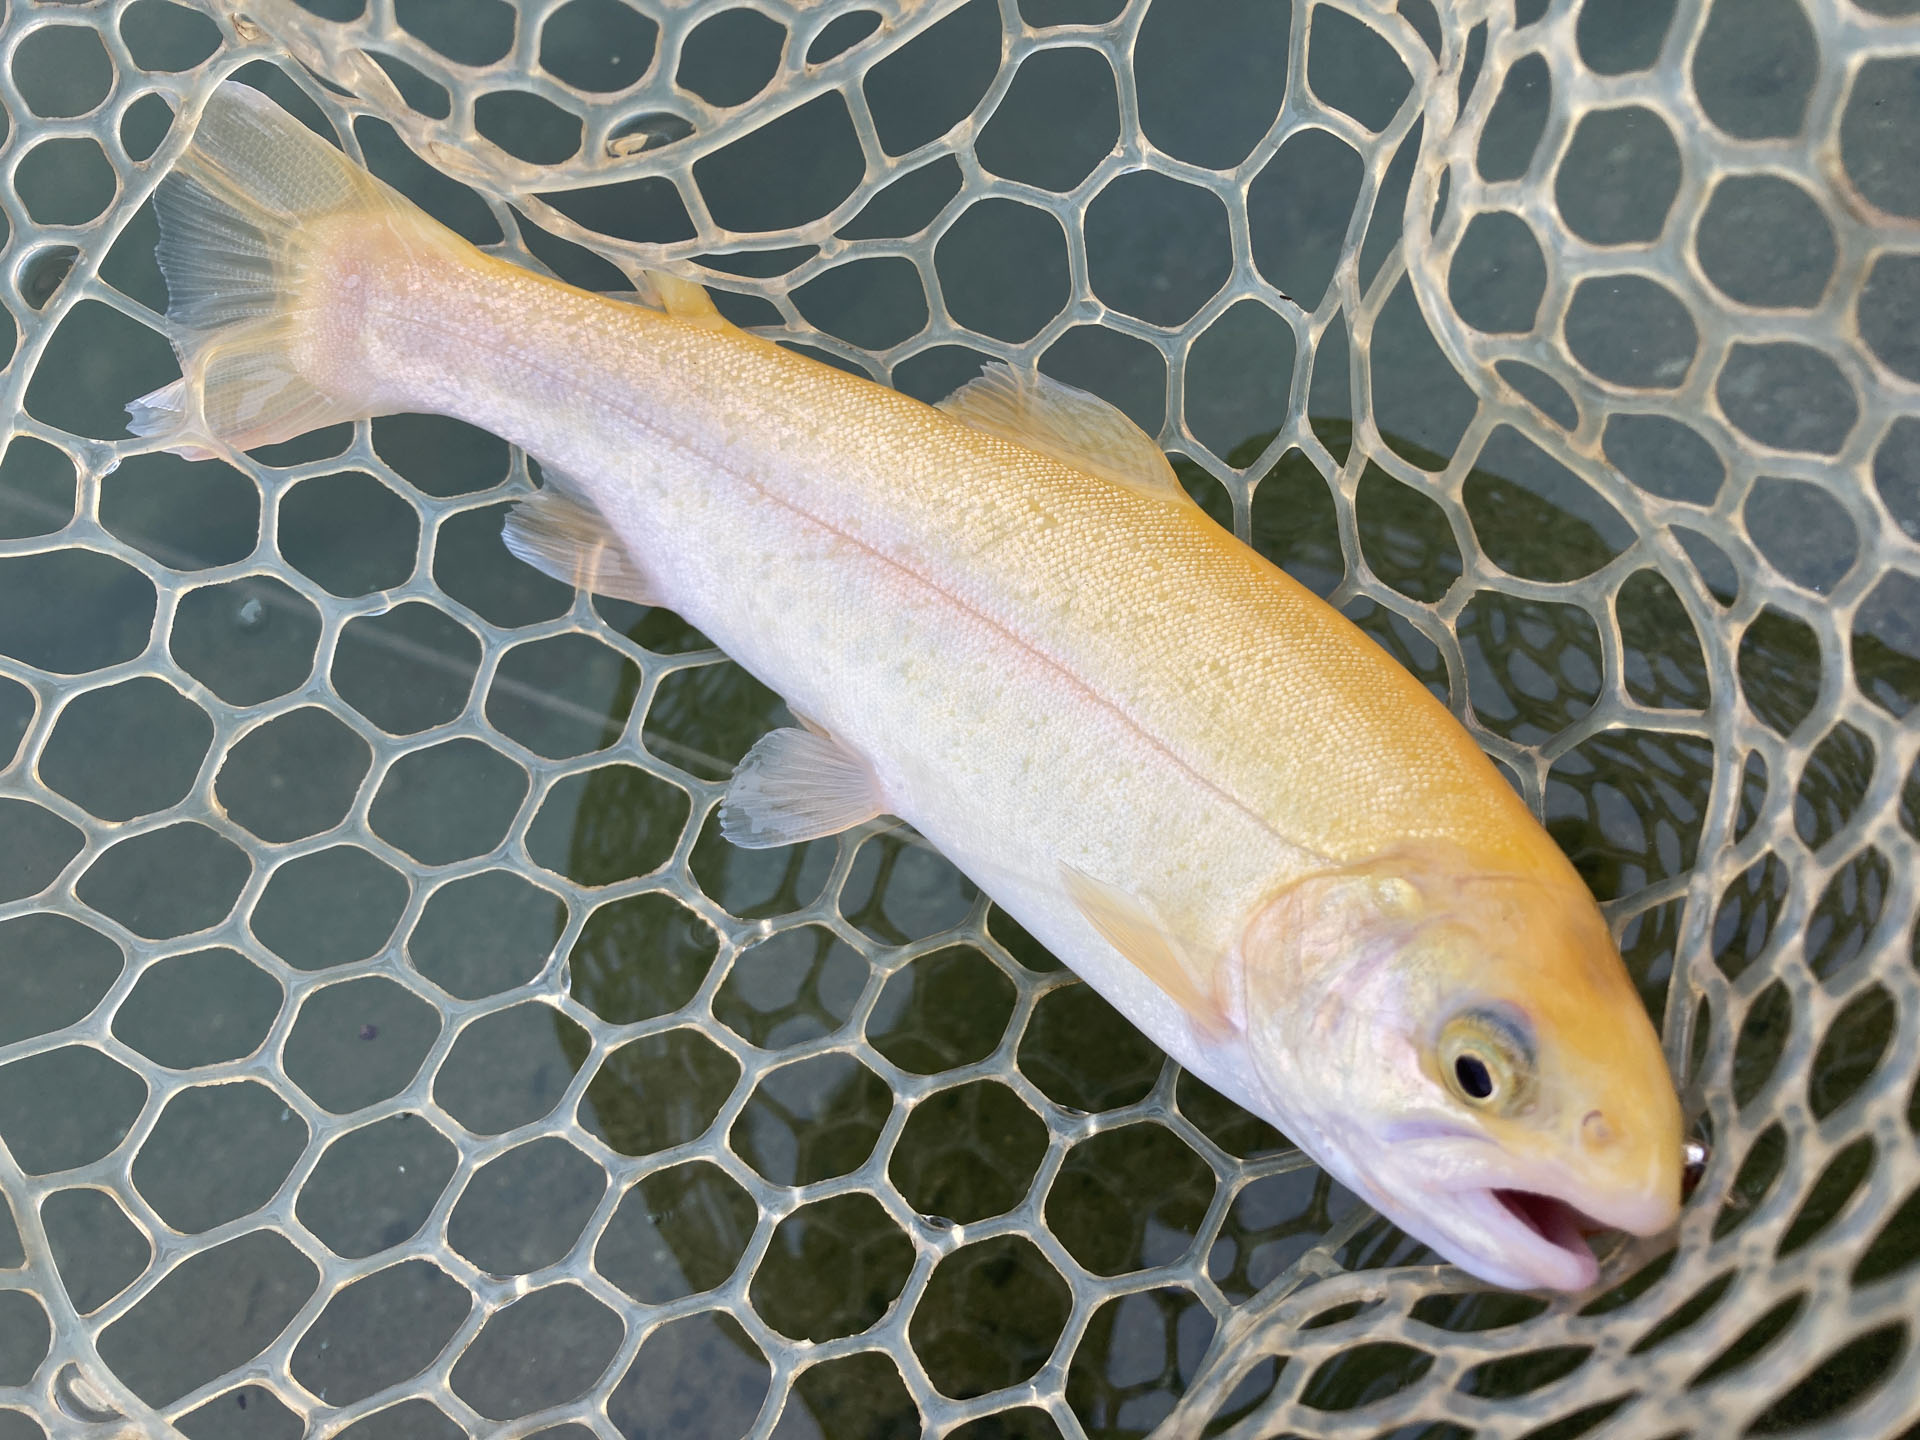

{"left": 1581, "top": 1109, "right": 1614, "bottom": 1148}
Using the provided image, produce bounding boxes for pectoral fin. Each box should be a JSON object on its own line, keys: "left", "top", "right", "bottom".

{"left": 502, "top": 485, "right": 662, "bottom": 608}
{"left": 720, "top": 727, "right": 887, "bottom": 848}
{"left": 1061, "top": 865, "right": 1230, "bottom": 1036}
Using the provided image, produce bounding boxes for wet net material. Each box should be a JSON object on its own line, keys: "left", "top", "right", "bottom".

{"left": 0, "top": 0, "right": 1916, "bottom": 1435}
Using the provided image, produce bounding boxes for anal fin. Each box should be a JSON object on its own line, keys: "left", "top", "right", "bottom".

{"left": 1062, "top": 864, "right": 1230, "bottom": 1036}
{"left": 502, "top": 484, "right": 661, "bottom": 608}
{"left": 720, "top": 727, "right": 887, "bottom": 848}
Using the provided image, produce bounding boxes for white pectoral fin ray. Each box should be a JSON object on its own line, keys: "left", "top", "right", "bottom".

{"left": 1061, "top": 865, "right": 1230, "bottom": 1035}
{"left": 939, "top": 363, "right": 1188, "bottom": 505}
{"left": 720, "top": 727, "right": 887, "bottom": 849}
{"left": 502, "top": 484, "right": 661, "bottom": 607}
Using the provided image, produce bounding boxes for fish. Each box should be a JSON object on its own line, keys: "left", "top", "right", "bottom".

{"left": 129, "top": 80, "right": 1684, "bottom": 1292}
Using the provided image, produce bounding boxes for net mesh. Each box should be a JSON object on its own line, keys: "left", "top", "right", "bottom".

{"left": 0, "top": 0, "right": 1916, "bottom": 1434}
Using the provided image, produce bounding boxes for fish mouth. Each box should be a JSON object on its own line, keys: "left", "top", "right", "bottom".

{"left": 1423, "top": 1185, "right": 1602, "bottom": 1292}
{"left": 1487, "top": 1187, "right": 1602, "bottom": 1291}
{"left": 1441, "top": 1180, "right": 1677, "bottom": 1292}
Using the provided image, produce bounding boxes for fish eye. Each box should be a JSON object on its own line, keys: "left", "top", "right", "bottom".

{"left": 1454, "top": 1052, "right": 1495, "bottom": 1100}
{"left": 1438, "top": 1007, "right": 1534, "bottom": 1112}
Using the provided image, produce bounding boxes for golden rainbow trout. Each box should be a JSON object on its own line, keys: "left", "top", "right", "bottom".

{"left": 130, "top": 81, "right": 1684, "bottom": 1291}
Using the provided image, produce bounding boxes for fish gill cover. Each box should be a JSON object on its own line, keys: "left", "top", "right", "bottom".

{"left": 0, "top": 0, "right": 1915, "bottom": 1436}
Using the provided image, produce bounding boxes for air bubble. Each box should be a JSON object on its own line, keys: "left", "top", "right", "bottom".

{"left": 19, "top": 245, "right": 78, "bottom": 310}
{"left": 607, "top": 110, "right": 695, "bottom": 156}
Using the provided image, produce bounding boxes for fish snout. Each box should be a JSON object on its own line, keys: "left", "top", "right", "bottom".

{"left": 1573, "top": 1099, "right": 1684, "bottom": 1214}
{"left": 1571, "top": 1152, "right": 1684, "bottom": 1239}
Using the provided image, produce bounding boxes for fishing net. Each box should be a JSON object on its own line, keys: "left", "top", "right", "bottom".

{"left": 0, "top": 0, "right": 1915, "bottom": 1434}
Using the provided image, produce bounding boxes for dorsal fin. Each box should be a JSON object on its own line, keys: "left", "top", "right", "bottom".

{"left": 939, "top": 363, "right": 1187, "bottom": 504}
{"left": 1061, "top": 864, "right": 1230, "bottom": 1036}
{"left": 635, "top": 269, "right": 729, "bottom": 329}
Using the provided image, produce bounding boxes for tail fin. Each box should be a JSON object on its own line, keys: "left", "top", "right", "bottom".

{"left": 128, "top": 82, "right": 426, "bottom": 456}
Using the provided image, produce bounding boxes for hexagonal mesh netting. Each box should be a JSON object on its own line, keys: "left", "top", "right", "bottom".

{"left": 0, "top": 0, "right": 1917, "bottom": 1434}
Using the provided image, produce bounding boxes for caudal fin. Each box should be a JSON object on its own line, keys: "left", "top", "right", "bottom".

{"left": 128, "top": 81, "right": 435, "bottom": 456}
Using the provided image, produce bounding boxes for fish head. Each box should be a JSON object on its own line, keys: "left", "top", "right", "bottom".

{"left": 1237, "top": 846, "right": 1683, "bottom": 1292}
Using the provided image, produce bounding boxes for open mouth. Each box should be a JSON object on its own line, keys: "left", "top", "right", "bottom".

{"left": 1455, "top": 1187, "right": 1601, "bottom": 1291}
{"left": 1494, "top": 1188, "right": 1599, "bottom": 1256}
{"left": 1372, "top": 1165, "right": 1678, "bottom": 1293}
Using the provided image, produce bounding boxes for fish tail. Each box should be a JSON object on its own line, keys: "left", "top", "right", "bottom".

{"left": 127, "top": 81, "right": 460, "bottom": 457}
